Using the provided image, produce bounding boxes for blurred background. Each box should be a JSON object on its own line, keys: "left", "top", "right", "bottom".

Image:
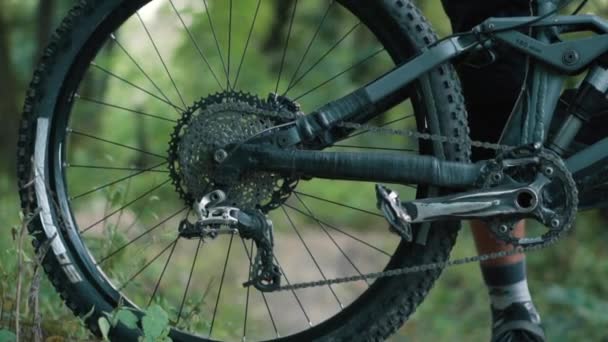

{"left": 0, "top": 0, "right": 607, "bottom": 341}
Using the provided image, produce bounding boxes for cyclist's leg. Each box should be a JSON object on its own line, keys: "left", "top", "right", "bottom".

{"left": 442, "top": 0, "right": 545, "bottom": 340}
{"left": 471, "top": 221, "right": 524, "bottom": 266}
{"left": 441, "top": 0, "right": 530, "bottom": 262}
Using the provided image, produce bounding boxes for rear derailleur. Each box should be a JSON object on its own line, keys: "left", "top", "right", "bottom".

{"left": 177, "top": 190, "right": 281, "bottom": 292}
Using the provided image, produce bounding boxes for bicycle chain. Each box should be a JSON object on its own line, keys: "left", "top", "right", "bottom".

{"left": 337, "top": 121, "right": 513, "bottom": 152}
{"left": 271, "top": 119, "right": 578, "bottom": 292}
{"left": 173, "top": 101, "right": 577, "bottom": 292}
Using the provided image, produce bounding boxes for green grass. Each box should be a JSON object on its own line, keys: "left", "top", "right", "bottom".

{"left": 3, "top": 167, "right": 607, "bottom": 341}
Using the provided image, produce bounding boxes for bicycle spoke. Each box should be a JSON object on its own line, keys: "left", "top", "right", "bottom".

{"left": 81, "top": 179, "right": 171, "bottom": 234}
{"left": 272, "top": 256, "right": 313, "bottom": 326}
{"left": 283, "top": 203, "right": 391, "bottom": 257}
{"left": 293, "top": 48, "right": 385, "bottom": 101}
{"left": 285, "top": 22, "right": 361, "bottom": 94}
{"left": 233, "top": 0, "right": 262, "bottom": 89}
{"left": 240, "top": 239, "right": 279, "bottom": 338}
{"left": 68, "top": 129, "right": 166, "bottom": 160}
{"left": 242, "top": 239, "right": 253, "bottom": 340}
{"left": 66, "top": 164, "right": 168, "bottom": 173}
{"left": 280, "top": 206, "right": 343, "bottom": 309}
{"left": 70, "top": 161, "right": 168, "bottom": 200}
{"left": 202, "top": 0, "right": 229, "bottom": 88}
{"left": 176, "top": 237, "right": 204, "bottom": 325}
{"left": 209, "top": 234, "right": 235, "bottom": 337}
{"left": 118, "top": 237, "right": 179, "bottom": 291}
{"left": 241, "top": 237, "right": 312, "bottom": 329}
{"left": 136, "top": 12, "right": 187, "bottom": 108}
{"left": 76, "top": 95, "right": 176, "bottom": 123}
{"left": 89, "top": 62, "right": 183, "bottom": 112}
{"left": 97, "top": 206, "right": 186, "bottom": 264}
{"left": 293, "top": 191, "right": 383, "bottom": 218}
{"left": 168, "top": 0, "right": 222, "bottom": 89}
{"left": 284, "top": 1, "right": 334, "bottom": 92}
{"left": 260, "top": 288, "right": 280, "bottom": 338}
{"left": 227, "top": 0, "right": 233, "bottom": 90}
{"left": 275, "top": 0, "right": 299, "bottom": 94}
{"left": 110, "top": 35, "right": 181, "bottom": 113}
{"left": 148, "top": 212, "right": 189, "bottom": 308}
{"left": 294, "top": 193, "right": 370, "bottom": 286}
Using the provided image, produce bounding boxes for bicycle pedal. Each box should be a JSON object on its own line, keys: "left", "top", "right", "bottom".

{"left": 375, "top": 184, "right": 413, "bottom": 241}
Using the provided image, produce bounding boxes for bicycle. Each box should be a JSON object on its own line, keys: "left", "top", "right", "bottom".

{"left": 16, "top": 0, "right": 608, "bottom": 340}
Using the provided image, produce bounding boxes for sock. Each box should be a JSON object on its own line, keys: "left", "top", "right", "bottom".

{"left": 488, "top": 280, "right": 533, "bottom": 310}
{"left": 481, "top": 260, "right": 532, "bottom": 310}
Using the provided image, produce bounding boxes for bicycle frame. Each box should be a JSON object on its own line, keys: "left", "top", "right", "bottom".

{"left": 226, "top": 1, "right": 608, "bottom": 204}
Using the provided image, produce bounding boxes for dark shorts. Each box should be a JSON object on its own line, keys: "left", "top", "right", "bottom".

{"left": 442, "top": 0, "right": 531, "bottom": 160}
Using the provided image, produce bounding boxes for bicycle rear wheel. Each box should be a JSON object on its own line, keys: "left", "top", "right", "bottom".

{"left": 17, "top": 0, "right": 470, "bottom": 340}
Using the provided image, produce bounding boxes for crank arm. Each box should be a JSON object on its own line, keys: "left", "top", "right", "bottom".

{"left": 399, "top": 181, "right": 547, "bottom": 224}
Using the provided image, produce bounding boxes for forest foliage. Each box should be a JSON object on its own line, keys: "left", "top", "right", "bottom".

{"left": 0, "top": 0, "right": 607, "bottom": 341}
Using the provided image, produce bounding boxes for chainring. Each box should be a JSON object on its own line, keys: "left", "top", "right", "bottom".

{"left": 482, "top": 144, "right": 578, "bottom": 247}
{"left": 167, "top": 91, "right": 299, "bottom": 211}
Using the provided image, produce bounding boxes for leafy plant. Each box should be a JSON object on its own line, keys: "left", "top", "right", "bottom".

{"left": 98, "top": 304, "right": 172, "bottom": 342}
{"left": 140, "top": 305, "right": 172, "bottom": 342}
{"left": 0, "top": 329, "right": 16, "bottom": 342}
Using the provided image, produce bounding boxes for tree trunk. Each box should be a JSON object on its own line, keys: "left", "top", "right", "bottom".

{"left": 262, "top": 0, "right": 296, "bottom": 54}
{"left": 0, "top": 5, "right": 19, "bottom": 176}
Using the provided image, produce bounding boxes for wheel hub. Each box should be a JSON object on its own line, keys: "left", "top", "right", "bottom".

{"left": 167, "top": 91, "right": 300, "bottom": 211}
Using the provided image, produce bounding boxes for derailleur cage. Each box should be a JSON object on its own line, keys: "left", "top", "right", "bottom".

{"left": 178, "top": 190, "right": 282, "bottom": 292}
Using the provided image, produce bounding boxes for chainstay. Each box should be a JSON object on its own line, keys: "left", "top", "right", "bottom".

{"left": 272, "top": 119, "right": 577, "bottom": 292}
